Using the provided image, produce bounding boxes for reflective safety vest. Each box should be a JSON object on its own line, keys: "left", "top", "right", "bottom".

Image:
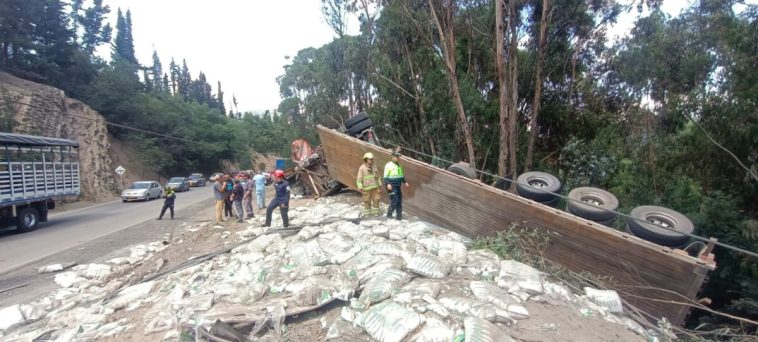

{"left": 384, "top": 161, "right": 404, "bottom": 180}
{"left": 356, "top": 163, "right": 380, "bottom": 190}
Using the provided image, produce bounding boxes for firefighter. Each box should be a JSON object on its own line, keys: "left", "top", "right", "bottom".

{"left": 356, "top": 152, "right": 382, "bottom": 217}
{"left": 263, "top": 169, "right": 290, "bottom": 227}
{"left": 383, "top": 151, "right": 409, "bottom": 220}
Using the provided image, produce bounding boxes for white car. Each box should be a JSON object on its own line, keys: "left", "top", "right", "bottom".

{"left": 121, "top": 181, "right": 163, "bottom": 202}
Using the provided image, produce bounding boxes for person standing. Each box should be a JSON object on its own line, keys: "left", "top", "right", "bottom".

{"left": 157, "top": 187, "right": 176, "bottom": 220}
{"left": 230, "top": 179, "right": 245, "bottom": 223}
{"left": 263, "top": 169, "right": 290, "bottom": 228}
{"left": 223, "top": 174, "right": 234, "bottom": 218}
{"left": 212, "top": 175, "right": 225, "bottom": 223}
{"left": 384, "top": 151, "right": 410, "bottom": 220}
{"left": 252, "top": 171, "right": 267, "bottom": 210}
{"left": 242, "top": 173, "right": 255, "bottom": 219}
{"left": 356, "top": 152, "right": 382, "bottom": 217}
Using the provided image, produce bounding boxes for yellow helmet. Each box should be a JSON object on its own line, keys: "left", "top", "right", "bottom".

{"left": 363, "top": 152, "right": 374, "bottom": 160}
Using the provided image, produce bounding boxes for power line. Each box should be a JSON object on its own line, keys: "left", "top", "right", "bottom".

{"left": 380, "top": 139, "right": 758, "bottom": 259}
{"left": 1, "top": 96, "right": 213, "bottom": 146}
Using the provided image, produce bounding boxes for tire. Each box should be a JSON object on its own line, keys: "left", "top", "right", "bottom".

{"left": 144, "top": 193, "right": 150, "bottom": 202}
{"left": 566, "top": 187, "right": 619, "bottom": 222}
{"left": 122, "top": 199, "right": 127, "bottom": 203}
{"left": 348, "top": 118, "right": 373, "bottom": 136}
{"left": 345, "top": 112, "right": 369, "bottom": 129}
{"left": 541, "top": 196, "right": 559, "bottom": 208}
{"left": 566, "top": 206, "right": 616, "bottom": 227}
{"left": 627, "top": 205, "right": 694, "bottom": 247}
{"left": 516, "top": 171, "right": 561, "bottom": 202}
{"left": 15, "top": 207, "right": 39, "bottom": 233}
{"left": 447, "top": 162, "right": 477, "bottom": 179}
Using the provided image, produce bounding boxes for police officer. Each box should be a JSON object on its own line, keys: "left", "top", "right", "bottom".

{"left": 263, "top": 169, "right": 290, "bottom": 227}
{"left": 157, "top": 187, "right": 176, "bottom": 220}
{"left": 383, "top": 151, "right": 409, "bottom": 220}
{"left": 356, "top": 152, "right": 382, "bottom": 216}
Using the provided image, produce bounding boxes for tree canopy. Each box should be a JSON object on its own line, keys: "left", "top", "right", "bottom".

{"left": 275, "top": 0, "right": 758, "bottom": 331}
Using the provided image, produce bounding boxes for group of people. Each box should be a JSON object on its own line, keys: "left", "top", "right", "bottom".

{"left": 157, "top": 151, "right": 408, "bottom": 226}
{"left": 212, "top": 170, "right": 290, "bottom": 227}
{"left": 356, "top": 150, "right": 409, "bottom": 220}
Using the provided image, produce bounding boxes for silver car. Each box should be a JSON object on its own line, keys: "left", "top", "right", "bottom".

{"left": 121, "top": 181, "right": 163, "bottom": 202}
{"left": 166, "top": 177, "right": 190, "bottom": 192}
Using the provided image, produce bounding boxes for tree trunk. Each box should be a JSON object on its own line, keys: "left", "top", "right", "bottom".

{"left": 406, "top": 44, "right": 435, "bottom": 156}
{"left": 506, "top": 0, "right": 519, "bottom": 191}
{"left": 428, "top": 0, "right": 476, "bottom": 169}
{"left": 495, "top": 0, "right": 509, "bottom": 178}
{"left": 525, "top": 0, "right": 549, "bottom": 171}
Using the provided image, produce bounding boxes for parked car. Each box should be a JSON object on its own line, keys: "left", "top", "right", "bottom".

{"left": 122, "top": 181, "right": 162, "bottom": 202}
{"left": 188, "top": 173, "right": 206, "bottom": 187}
{"left": 166, "top": 177, "right": 190, "bottom": 192}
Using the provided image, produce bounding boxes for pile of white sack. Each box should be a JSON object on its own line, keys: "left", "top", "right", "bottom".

{"left": 0, "top": 198, "right": 653, "bottom": 341}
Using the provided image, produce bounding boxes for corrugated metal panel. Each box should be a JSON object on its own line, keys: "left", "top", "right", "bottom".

{"left": 317, "top": 125, "right": 713, "bottom": 326}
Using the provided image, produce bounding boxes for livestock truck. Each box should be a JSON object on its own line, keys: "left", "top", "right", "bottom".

{"left": 0, "top": 133, "right": 80, "bottom": 232}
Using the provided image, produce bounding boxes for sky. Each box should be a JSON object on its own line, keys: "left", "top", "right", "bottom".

{"left": 95, "top": 0, "right": 703, "bottom": 114}
{"left": 98, "top": 0, "right": 338, "bottom": 113}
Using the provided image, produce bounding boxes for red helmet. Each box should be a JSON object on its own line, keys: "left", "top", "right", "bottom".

{"left": 274, "top": 169, "right": 285, "bottom": 178}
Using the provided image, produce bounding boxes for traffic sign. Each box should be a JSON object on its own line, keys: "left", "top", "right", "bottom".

{"left": 115, "top": 165, "right": 126, "bottom": 176}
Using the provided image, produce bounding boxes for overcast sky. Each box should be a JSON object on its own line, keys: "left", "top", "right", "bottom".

{"left": 96, "top": 0, "right": 696, "bottom": 114}
{"left": 98, "top": 0, "right": 337, "bottom": 113}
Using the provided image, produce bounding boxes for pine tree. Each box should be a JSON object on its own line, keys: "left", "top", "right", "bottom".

{"left": 162, "top": 72, "right": 170, "bottom": 94}
{"left": 150, "top": 50, "right": 164, "bottom": 93}
{"left": 70, "top": 0, "right": 83, "bottom": 34}
{"left": 178, "top": 59, "right": 191, "bottom": 98}
{"left": 141, "top": 67, "right": 152, "bottom": 93}
{"left": 169, "top": 58, "right": 179, "bottom": 94}
{"left": 216, "top": 80, "right": 226, "bottom": 113}
{"left": 32, "top": 0, "right": 76, "bottom": 83}
{"left": 111, "top": 8, "right": 136, "bottom": 64}
{"left": 79, "top": 0, "right": 111, "bottom": 56}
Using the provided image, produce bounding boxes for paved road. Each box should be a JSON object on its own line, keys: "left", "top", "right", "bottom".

{"left": 0, "top": 186, "right": 213, "bottom": 275}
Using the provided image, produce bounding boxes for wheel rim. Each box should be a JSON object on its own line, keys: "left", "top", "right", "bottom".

{"left": 528, "top": 178, "right": 549, "bottom": 188}
{"left": 580, "top": 194, "right": 604, "bottom": 206}
{"left": 24, "top": 213, "right": 36, "bottom": 227}
{"left": 646, "top": 214, "right": 675, "bottom": 229}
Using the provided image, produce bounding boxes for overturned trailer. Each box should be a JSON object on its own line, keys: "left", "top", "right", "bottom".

{"left": 316, "top": 125, "right": 715, "bottom": 327}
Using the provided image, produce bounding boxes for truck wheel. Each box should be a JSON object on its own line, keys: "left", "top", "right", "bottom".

{"left": 447, "top": 162, "right": 477, "bottom": 179}
{"left": 15, "top": 207, "right": 40, "bottom": 233}
{"left": 348, "top": 119, "right": 373, "bottom": 136}
{"left": 345, "top": 112, "right": 369, "bottom": 129}
{"left": 566, "top": 187, "right": 619, "bottom": 222}
{"left": 627, "top": 205, "right": 694, "bottom": 247}
{"left": 516, "top": 171, "right": 562, "bottom": 202}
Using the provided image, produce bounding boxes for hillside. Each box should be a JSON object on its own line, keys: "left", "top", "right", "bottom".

{"left": 1, "top": 71, "right": 132, "bottom": 201}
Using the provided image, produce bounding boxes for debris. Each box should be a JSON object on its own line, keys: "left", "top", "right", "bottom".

{"left": 0, "top": 305, "right": 25, "bottom": 332}
{"left": 37, "top": 262, "right": 77, "bottom": 274}
{"left": 0, "top": 199, "right": 651, "bottom": 341}
{"left": 584, "top": 287, "right": 624, "bottom": 313}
